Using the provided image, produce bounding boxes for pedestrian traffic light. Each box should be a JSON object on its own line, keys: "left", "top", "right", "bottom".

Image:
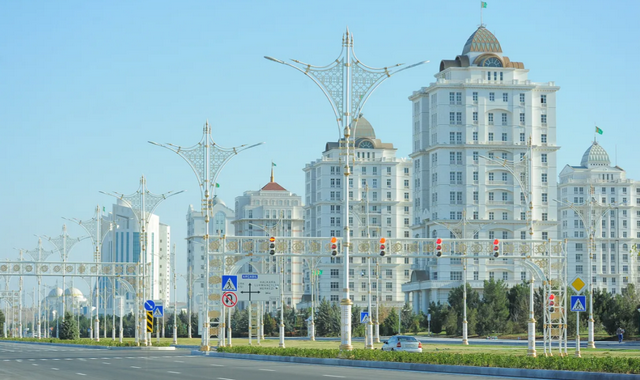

{"left": 548, "top": 294, "right": 555, "bottom": 312}
{"left": 379, "top": 238, "right": 386, "bottom": 256}
{"left": 436, "top": 238, "right": 443, "bottom": 257}
{"left": 331, "top": 237, "right": 338, "bottom": 256}
{"left": 269, "top": 236, "right": 276, "bottom": 255}
{"left": 493, "top": 239, "right": 500, "bottom": 258}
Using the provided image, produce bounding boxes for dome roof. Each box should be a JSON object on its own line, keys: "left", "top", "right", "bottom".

{"left": 48, "top": 287, "right": 63, "bottom": 297}
{"left": 64, "top": 287, "right": 84, "bottom": 297}
{"left": 462, "top": 26, "right": 502, "bottom": 55}
{"left": 353, "top": 117, "right": 375, "bottom": 139}
{"left": 580, "top": 141, "right": 610, "bottom": 167}
{"left": 212, "top": 195, "right": 226, "bottom": 207}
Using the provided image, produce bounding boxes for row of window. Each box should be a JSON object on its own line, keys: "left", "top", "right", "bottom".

{"left": 447, "top": 111, "right": 547, "bottom": 126}
{"left": 329, "top": 295, "right": 395, "bottom": 302}
{"left": 447, "top": 92, "right": 547, "bottom": 105}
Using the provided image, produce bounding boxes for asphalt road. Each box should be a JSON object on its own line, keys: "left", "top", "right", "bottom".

{"left": 0, "top": 341, "right": 535, "bottom": 380}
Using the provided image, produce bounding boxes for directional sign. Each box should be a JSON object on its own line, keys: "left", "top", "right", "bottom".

{"left": 570, "top": 276, "right": 586, "bottom": 294}
{"left": 144, "top": 299, "right": 155, "bottom": 311}
{"left": 153, "top": 306, "right": 164, "bottom": 318}
{"left": 571, "top": 295, "right": 586, "bottom": 312}
{"left": 222, "top": 292, "right": 238, "bottom": 307}
{"left": 237, "top": 274, "right": 279, "bottom": 301}
{"left": 146, "top": 311, "right": 153, "bottom": 332}
{"left": 360, "top": 311, "right": 369, "bottom": 324}
{"left": 222, "top": 275, "right": 238, "bottom": 292}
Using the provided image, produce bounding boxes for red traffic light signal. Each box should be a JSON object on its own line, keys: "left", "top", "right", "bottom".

{"left": 436, "top": 238, "right": 443, "bottom": 257}
{"left": 379, "top": 238, "right": 386, "bottom": 256}
{"left": 493, "top": 239, "right": 500, "bottom": 258}
{"left": 548, "top": 294, "right": 555, "bottom": 308}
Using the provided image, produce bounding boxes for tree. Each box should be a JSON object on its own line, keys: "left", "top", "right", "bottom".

{"left": 315, "top": 299, "right": 339, "bottom": 337}
{"left": 351, "top": 305, "right": 365, "bottom": 337}
{"left": 400, "top": 303, "right": 414, "bottom": 333}
{"left": 381, "top": 308, "right": 398, "bottom": 336}
{"left": 447, "top": 284, "right": 480, "bottom": 336}
{"left": 427, "top": 302, "right": 449, "bottom": 334}
{"left": 476, "top": 278, "right": 509, "bottom": 336}
{"left": 231, "top": 308, "right": 248, "bottom": 337}
{"left": 59, "top": 312, "right": 79, "bottom": 340}
{"left": 507, "top": 282, "right": 530, "bottom": 333}
{"left": 0, "top": 309, "right": 4, "bottom": 334}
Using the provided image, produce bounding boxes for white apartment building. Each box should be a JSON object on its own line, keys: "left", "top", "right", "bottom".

{"left": 233, "top": 169, "right": 305, "bottom": 310}
{"left": 101, "top": 201, "right": 171, "bottom": 313}
{"left": 404, "top": 26, "right": 560, "bottom": 312}
{"left": 185, "top": 198, "right": 235, "bottom": 313}
{"left": 558, "top": 141, "right": 639, "bottom": 294}
{"left": 303, "top": 117, "right": 413, "bottom": 309}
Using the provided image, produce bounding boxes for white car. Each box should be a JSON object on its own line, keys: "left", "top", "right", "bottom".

{"left": 381, "top": 335, "right": 423, "bottom": 353}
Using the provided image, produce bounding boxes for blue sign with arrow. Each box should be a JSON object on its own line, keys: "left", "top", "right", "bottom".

{"left": 570, "top": 295, "right": 586, "bottom": 312}
{"left": 144, "top": 299, "right": 155, "bottom": 311}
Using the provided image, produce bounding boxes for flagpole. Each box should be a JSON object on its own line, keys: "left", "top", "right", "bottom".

{"left": 481, "top": 2, "right": 483, "bottom": 26}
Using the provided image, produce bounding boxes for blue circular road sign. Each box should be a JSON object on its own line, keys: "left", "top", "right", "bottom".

{"left": 144, "top": 300, "right": 155, "bottom": 311}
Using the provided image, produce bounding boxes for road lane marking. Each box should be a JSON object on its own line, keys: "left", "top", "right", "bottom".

{"left": 174, "top": 360, "right": 184, "bottom": 363}
{"left": 52, "top": 359, "right": 60, "bottom": 361}
{"left": 323, "top": 376, "right": 345, "bottom": 378}
{"left": 52, "top": 368, "right": 59, "bottom": 371}
{"left": 103, "top": 362, "right": 111, "bottom": 365}
{"left": 259, "top": 369, "right": 275, "bottom": 372}
{"left": 210, "top": 364, "right": 224, "bottom": 367}
{"left": 218, "top": 378, "right": 234, "bottom": 380}
{"left": 89, "top": 358, "right": 97, "bottom": 360}
{"left": 77, "top": 373, "right": 86, "bottom": 376}
{"left": 131, "top": 366, "right": 141, "bottom": 369}
{"left": 168, "top": 371, "right": 181, "bottom": 374}
{"left": 32, "top": 364, "right": 39, "bottom": 366}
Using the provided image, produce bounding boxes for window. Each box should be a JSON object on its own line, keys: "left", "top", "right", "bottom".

{"left": 489, "top": 92, "right": 495, "bottom": 101}
{"left": 502, "top": 272, "right": 508, "bottom": 280}
{"left": 501, "top": 113, "right": 507, "bottom": 126}
{"left": 541, "top": 94, "right": 547, "bottom": 104}
{"left": 541, "top": 153, "right": 547, "bottom": 163}
{"left": 488, "top": 113, "right": 494, "bottom": 125}
{"left": 541, "top": 173, "right": 548, "bottom": 183}
{"left": 385, "top": 282, "right": 393, "bottom": 290}
{"left": 450, "top": 271, "right": 463, "bottom": 281}
{"left": 502, "top": 93, "right": 508, "bottom": 102}
{"left": 501, "top": 172, "right": 508, "bottom": 181}
{"left": 489, "top": 272, "right": 495, "bottom": 280}
{"left": 473, "top": 112, "right": 478, "bottom": 124}
{"left": 473, "top": 191, "right": 479, "bottom": 201}
{"left": 502, "top": 212, "right": 508, "bottom": 220}
{"left": 488, "top": 132, "right": 494, "bottom": 141}
{"left": 331, "top": 282, "right": 339, "bottom": 290}
{"left": 541, "top": 134, "right": 547, "bottom": 143}
{"left": 502, "top": 132, "right": 508, "bottom": 141}
{"left": 489, "top": 192, "right": 494, "bottom": 201}
{"left": 519, "top": 93, "right": 525, "bottom": 104}
{"left": 473, "top": 131, "right": 478, "bottom": 141}
{"left": 449, "top": 92, "right": 455, "bottom": 104}
{"left": 520, "top": 113, "right": 525, "bottom": 126}
{"left": 449, "top": 112, "right": 455, "bottom": 124}
{"left": 541, "top": 114, "right": 547, "bottom": 125}
{"left": 473, "top": 151, "right": 479, "bottom": 161}
{"left": 473, "top": 92, "right": 478, "bottom": 103}
{"left": 542, "top": 193, "right": 548, "bottom": 203}
{"left": 473, "top": 171, "right": 478, "bottom": 181}
{"left": 542, "top": 213, "right": 548, "bottom": 221}
{"left": 519, "top": 132, "right": 525, "bottom": 142}
{"left": 489, "top": 212, "right": 495, "bottom": 220}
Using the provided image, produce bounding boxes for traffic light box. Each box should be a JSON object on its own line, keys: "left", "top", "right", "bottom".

{"left": 379, "top": 238, "right": 386, "bottom": 256}
{"left": 493, "top": 239, "right": 500, "bottom": 258}
{"left": 269, "top": 236, "right": 276, "bottom": 255}
{"left": 435, "top": 238, "right": 443, "bottom": 257}
{"left": 331, "top": 237, "right": 338, "bottom": 256}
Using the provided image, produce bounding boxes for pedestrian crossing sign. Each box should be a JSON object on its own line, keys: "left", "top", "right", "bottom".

{"left": 222, "top": 275, "right": 238, "bottom": 292}
{"left": 153, "top": 305, "right": 164, "bottom": 318}
{"left": 570, "top": 295, "right": 586, "bottom": 312}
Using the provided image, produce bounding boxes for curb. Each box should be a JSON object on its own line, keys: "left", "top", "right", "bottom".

{"left": 192, "top": 351, "right": 639, "bottom": 380}
{"left": 0, "top": 340, "right": 173, "bottom": 350}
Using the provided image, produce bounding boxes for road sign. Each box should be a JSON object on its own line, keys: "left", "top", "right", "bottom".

{"left": 570, "top": 276, "right": 586, "bottom": 294}
{"left": 222, "top": 275, "right": 238, "bottom": 291}
{"left": 237, "top": 274, "right": 279, "bottom": 301}
{"left": 144, "top": 299, "right": 155, "bottom": 311}
{"left": 146, "top": 311, "right": 153, "bottom": 332}
{"left": 153, "top": 305, "right": 164, "bottom": 318}
{"left": 360, "top": 311, "right": 369, "bottom": 324}
{"left": 571, "top": 295, "right": 586, "bottom": 312}
{"left": 222, "top": 292, "right": 238, "bottom": 307}
{"left": 312, "top": 270, "right": 323, "bottom": 276}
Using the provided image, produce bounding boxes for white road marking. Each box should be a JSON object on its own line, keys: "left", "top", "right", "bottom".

{"left": 323, "top": 376, "right": 345, "bottom": 379}
{"left": 52, "top": 359, "right": 60, "bottom": 361}
{"left": 218, "top": 378, "right": 234, "bottom": 380}
{"left": 32, "top": 364, "right": 39, "bottom": 366}
{"left": 174, "top": 360, "right": 184, "bottom": 363}
{"left": 103, "top": 362, "right": 111, "bottom": 365}
{"left": 28, "top": 359, "right": 35, "bottom": 361}
{"left": 113, "top": 357, "right": 122, "bottom": 359}
{"left": 168, "top": 371, "right": 181, "bottom": 374}
{"left": 77, "top": 373, "right": 86, "bottom": 376}
{"left": 131, "top": 366, "right": 141, "bottom": 369}
{"left": 259, "top": 369, "right": 275, "bottom": 372}
{"left": 3, "top": 360, "right": 9, "bottom": 362}
{"left": 89, "top": 358, "right": 97, "bottom": 360}
{"left": 52, "top": 368, "right": 59, "bottom": 371}
{"left": 210, "top": 364, "right": 224, "bottom": 367}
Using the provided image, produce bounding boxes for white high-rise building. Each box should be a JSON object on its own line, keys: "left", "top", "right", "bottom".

{"left": 558, "top": 141, "right": 640, "bottom": 294}
{"left": 185, "top": 198, "right": 235, "bottom": 313}
{"left": 233, "top": 169, "right": 304, "bottom": 310}
{"left": 303, "top": 117, "right": 413, "bottom": 308}
{"left": 101, "top": 201, "right": 171, "bottom": 313}
{"left": 404, "top": 26, "right": 560, "bottom": 311}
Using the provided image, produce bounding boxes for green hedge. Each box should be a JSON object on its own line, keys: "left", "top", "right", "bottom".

{"left": 216, "top": 346, "right": 640, "bottom": 374}
{"left": 0, "top": 337, "right": 170, "bottom": 347}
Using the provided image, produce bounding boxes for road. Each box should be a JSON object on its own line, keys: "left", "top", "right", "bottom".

{"left": 0, "top": 341, "right": 535, "bottom": 380}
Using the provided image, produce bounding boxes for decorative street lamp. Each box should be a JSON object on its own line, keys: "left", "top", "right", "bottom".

{"left": 265, "top": 28, "right": 427, "bottom": 350}
{"left": 101, "top": 176, "right": 183, "bottom": 346}
{"left": 25, "top": 239, "right": 54, "bottom": 340}
{"left": 149, "top": 121, "right": 263, "bottom": 350}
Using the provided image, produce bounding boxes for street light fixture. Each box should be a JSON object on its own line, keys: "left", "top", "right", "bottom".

{"left": 150, "top": 122, "right": 263, "bottom": 350}
{"left": 265, "top": 28, "right": 427, "bottom": 350}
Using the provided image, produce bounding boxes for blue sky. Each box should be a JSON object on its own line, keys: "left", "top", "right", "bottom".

{"left": 1, "top": 0, "right": 639, "bottom": 300}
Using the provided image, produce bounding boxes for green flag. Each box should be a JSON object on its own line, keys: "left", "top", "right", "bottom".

{"left": 595, "top": 126, "right": 603, "bottom": 135}
{"left": 215, "top": 183, "right": 220, "bottom": 188}
{"left": 481, "top": 1, "right": 487, "bottom": 8}
{"left": 102, "top": 206, "right": 105, "bottom": 212}
{"left": 272, "top": 162, "right": 277, "bottom": 167}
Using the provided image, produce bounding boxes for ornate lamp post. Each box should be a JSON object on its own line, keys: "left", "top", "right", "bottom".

{"left": 265, "top": 28, "right": 426, "bottom": 350}
{"left": 25, "top": 238, "right": 54, "bottom": 339}
{"left": 149, "top": 121, "right": 263, "bottom": 350}
{"left": 101, "top": 176, "right": 183, "bottom": 346}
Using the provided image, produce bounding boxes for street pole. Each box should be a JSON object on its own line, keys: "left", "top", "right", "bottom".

{"left": 150, "top": 122, "right": 262, "bottom": 351}
{"left": 375, "top": 261, "right": 380, "bottom": 343}
{"left": 279, "top": 256, "right": 285, "bottom": 348}
{"left": 265, "top": 30, "right": 426, "bottom": 350}
{"left": 575, "top": 310, "right": 581, "bottom": 358}
{"left": 528, "top": 276, "right": 537, "bottom": 357}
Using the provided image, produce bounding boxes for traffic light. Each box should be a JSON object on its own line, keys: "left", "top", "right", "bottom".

{"left": 436, "top": 238, "right": 443, "bottom": 257}
{"left": 331, "top": 237, "right": 338, "bottom": 256}
{"left": 493, "top": 239, "right": 500, "bottom": 258}
{"left": 548, "top": 294, "right": 555, "bottom": 312}
{"left": 269, "top": 236, "right": 276, "bottom": 255}
{"left": 379, "top": 238, "right": 386, "bottom": 256}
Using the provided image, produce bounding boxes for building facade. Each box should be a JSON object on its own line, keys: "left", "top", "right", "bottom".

{"left": 233, "top": 169, "right": 305, "bottom": 310}
{"left": 558, "top": 141, "right": 639, "bottom": 294}
{"left": 303, "top": 117, "right": 413, "bottom": 309}
{"left": 404, "top": 26, "right": 560, "bottom": 312}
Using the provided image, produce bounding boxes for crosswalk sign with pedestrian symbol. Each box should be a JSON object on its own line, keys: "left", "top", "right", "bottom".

{"left": 222, "top": 275, "right": 238, "bottom": 292}
{"left": 570, "top": 295, "right": 586, "bottom": 312}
